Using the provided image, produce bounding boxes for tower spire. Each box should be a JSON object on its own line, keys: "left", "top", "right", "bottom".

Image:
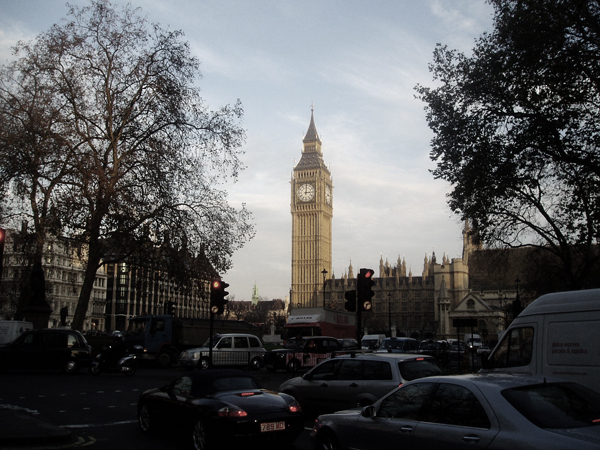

{"left": 303, "top": 106, "right": 321, "bottom": 145}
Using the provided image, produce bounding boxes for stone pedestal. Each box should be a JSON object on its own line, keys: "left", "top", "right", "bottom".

{"left": 15, "top": 305, "right": 52, "bottom": 329}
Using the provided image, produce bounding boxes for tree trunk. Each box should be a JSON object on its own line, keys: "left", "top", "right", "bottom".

{"left": 71, "top": 240, "right": 103, "bottom": 331}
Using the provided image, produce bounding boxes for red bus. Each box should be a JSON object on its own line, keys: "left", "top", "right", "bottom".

{"left": 283, "top": 307, "right": 356, "bottom": 340}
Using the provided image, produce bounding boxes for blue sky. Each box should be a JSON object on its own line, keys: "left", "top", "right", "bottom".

{"left": 0, "top": 0, "right": 494, "bottom": 302}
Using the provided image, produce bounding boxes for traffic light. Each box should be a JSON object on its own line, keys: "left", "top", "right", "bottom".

{"left": 210, "top": 280, "right": 230, "bottom": 315}
{"left": 357, "top": 268, "right": 375, "bottom": 312}
{"left": 344, "top": 290, "right": 356, "bottom": 312}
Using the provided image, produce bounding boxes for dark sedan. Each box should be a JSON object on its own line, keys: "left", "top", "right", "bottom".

{"left": 0, "top": 328, "right": 92, "bottom": 373}
{"left": 138, "top": 369, "right": 304, "bottom": 450}
{"left": 310, "top": 374, "right": 600, "bottom": 450}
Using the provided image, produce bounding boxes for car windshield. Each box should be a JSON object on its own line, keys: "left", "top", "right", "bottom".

{"left": 284, "top": 339, "right": 303, "bottom": 349}
{"left": 397, "top": 358, "right": 444, "bottom": 381}
{"left": 380, "top": 340, "right": 399, "bottom": 350}
{"left": 502, "top": 382, "right": 600, "bottom": 429}
{"left": 420, "top": 341, "right": 439, "bottom": 349}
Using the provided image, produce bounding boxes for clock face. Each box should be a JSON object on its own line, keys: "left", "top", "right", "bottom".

{"left": 297, "top": 183, "right": 315, "bottom": 202}
{"left": 325, "top": 185, "right": 332, "bottom": 205}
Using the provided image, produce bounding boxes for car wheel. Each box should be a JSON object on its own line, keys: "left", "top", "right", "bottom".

{"left": 250, "top": 357, "right": 262, "bottom": 371}
{"left": 287, "top": 359, "right": 300, "bottom": 373}
{"left": 157, "top": 351, "right": 173, "bottom": 368}
{"left": 123, "top": 361, "right": 137, "bottom": 377}
{"left": 64, "top": 360, "right": 79, "bottom": 374}
{"left": 199, "top": 357, "right": 211, "bottom": 370}
{"left": 192, "top": 418, "right": 208, "bottom": 450}
{"left": 138, "top": 403, "right": 152, "bottom": 433}
{"left": 316, "top": 430, "right": 342, "bottom": 450}
{"left": 89, "top": 363, "right": 101, "bottom": 376}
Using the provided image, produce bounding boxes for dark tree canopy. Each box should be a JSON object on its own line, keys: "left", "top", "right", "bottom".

{"left": 416, "top": 0, "right": 600, "bottom": 291}
{"left": 0, "top": 0, "right": 254, "bottom": 329}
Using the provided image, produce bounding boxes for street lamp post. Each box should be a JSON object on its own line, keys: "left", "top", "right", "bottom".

{"left": 322, "top": 268, "right": 328, "bottom": 308}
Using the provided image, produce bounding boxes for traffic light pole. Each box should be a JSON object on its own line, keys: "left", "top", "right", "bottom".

{"left": 209, "top": 310, "right": 214, "bottom": 364}
{"left": 356, "top": 306, "right": 362, "bottom": 342}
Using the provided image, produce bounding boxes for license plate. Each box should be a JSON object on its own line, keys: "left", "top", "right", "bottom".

{"left": 260, "top": 421, "right": 285, "bottom": 432}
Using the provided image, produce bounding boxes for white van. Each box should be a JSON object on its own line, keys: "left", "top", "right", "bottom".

{"left": 0, "top": 321, "right": 33, "bottom": 345}
{"left": 361, "top": 334, "right": 386, "bottom": 350}
{"left": 482, "top": 289, "right": 600, "bottom": 394}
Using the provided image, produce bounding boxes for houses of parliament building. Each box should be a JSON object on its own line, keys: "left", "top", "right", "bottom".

{"left": 291, "top": 109, "right": 527, "bottom": 342}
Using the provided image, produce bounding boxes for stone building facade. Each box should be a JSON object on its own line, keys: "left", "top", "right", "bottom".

{"left": 0, "top": 227, "right": 107, "bottom": 330}
{"left": 0, "top": 226, "right": 217, "bottom": 332}
{"left": 103, "top": 261, "right": 212, "bottom": 332}
{"left": 324, "top": 221, "right": 525, "bottom": 342}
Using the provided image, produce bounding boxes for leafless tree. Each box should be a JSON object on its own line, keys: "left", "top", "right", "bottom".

{"left": 0, "top": 0, "right": 254, "bottom": 329}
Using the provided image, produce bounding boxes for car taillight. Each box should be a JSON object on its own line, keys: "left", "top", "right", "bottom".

{"left": 288, "top": 400, "right": 302, "bottom": 413}
{"left": 398, "top": 383, "right": 404, "bottom": 388}
{"left": 217, "top": 406, "right": 248, "bottom": 418}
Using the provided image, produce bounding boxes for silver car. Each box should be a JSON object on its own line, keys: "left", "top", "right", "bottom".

{"left": 279, "top": 353, "right": 443, "bottom": 414}
{"left": 179, "top": 333, "right": 266, "bottom": 370}
{"left": 310, "top": 374, "right": 600, "bottom": 450}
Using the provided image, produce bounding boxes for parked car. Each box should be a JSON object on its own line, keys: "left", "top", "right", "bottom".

{"left": 310, "top": 374, "right": 600, "bottom": 450}
{"left": 138, "top": 369, "right": 304, "bottom": 450}
{"left": 360, "top": 334, "right": 386, "bottom": 350}
{"left": 449, "top": 341, "right": 466, "bottom": 359}
{"left": 376, "top": 337, "right": 419, "bottom": 353}
{"left": 279, "top": 353, "right": 444, "bottom": 414}
{"left": 264, "top": 336, "right": 342, "bottom": 373}
{"left": 477, "top": 345, "right": 491, "bottom": 356}
{"left": 418, "top": 339, "right": 450, "bottom": 364}
{"left": 178, "top": 333, "right": 266, "bottom": 370}
{"left": 0, "top": 328, "right": 92, "bottom": 373}
{"left": 338, "top": 338, "right": 359, "bottom": 351}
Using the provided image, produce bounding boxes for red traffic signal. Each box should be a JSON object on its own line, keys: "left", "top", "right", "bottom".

{"left": 357, "top": 268, "right": 375, "bottom": 312}
{"left": 210, "top": 279, "right": 229, "bottom": 315}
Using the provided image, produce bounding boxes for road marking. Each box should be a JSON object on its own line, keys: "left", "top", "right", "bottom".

{"left": 63, "top": 420, "right": 137, "bottom": 429}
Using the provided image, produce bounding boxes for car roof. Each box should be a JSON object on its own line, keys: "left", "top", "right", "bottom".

{"left": 382, "top": 337, "right": 416, "bottom": 341}
{"left": 334, "top": 352, "right": 434, "bottom": 361}
{"left": 214, "top": 333, "right": 261, "bottom": 338}
{"left": 407, "top": 373, "right": 568, "bottom": 390}
{"left": 292, "top": 336, "right": 337, "bottom": 341}
{"left": 27, "top": 329, "right": 80, "bottom": 334}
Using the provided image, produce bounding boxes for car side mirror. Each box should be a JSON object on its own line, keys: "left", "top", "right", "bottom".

{"left": 361, "top": 405, "right": 376, "bottom": 419}
{"left": 302, "top": 372, "right": 312, "bottom": 381}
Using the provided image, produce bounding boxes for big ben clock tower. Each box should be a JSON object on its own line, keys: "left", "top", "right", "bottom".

{"left": 291, "top": 108, "right": 333, "bottom": 308}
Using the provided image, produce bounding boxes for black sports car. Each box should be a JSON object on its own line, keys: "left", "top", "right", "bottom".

{"left": 137, "top": 369, "right": 304, "bottom": 449}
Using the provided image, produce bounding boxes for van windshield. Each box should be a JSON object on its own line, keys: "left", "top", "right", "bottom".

{"left": 492, "top": 327, "right": 534, "bottom": 368}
